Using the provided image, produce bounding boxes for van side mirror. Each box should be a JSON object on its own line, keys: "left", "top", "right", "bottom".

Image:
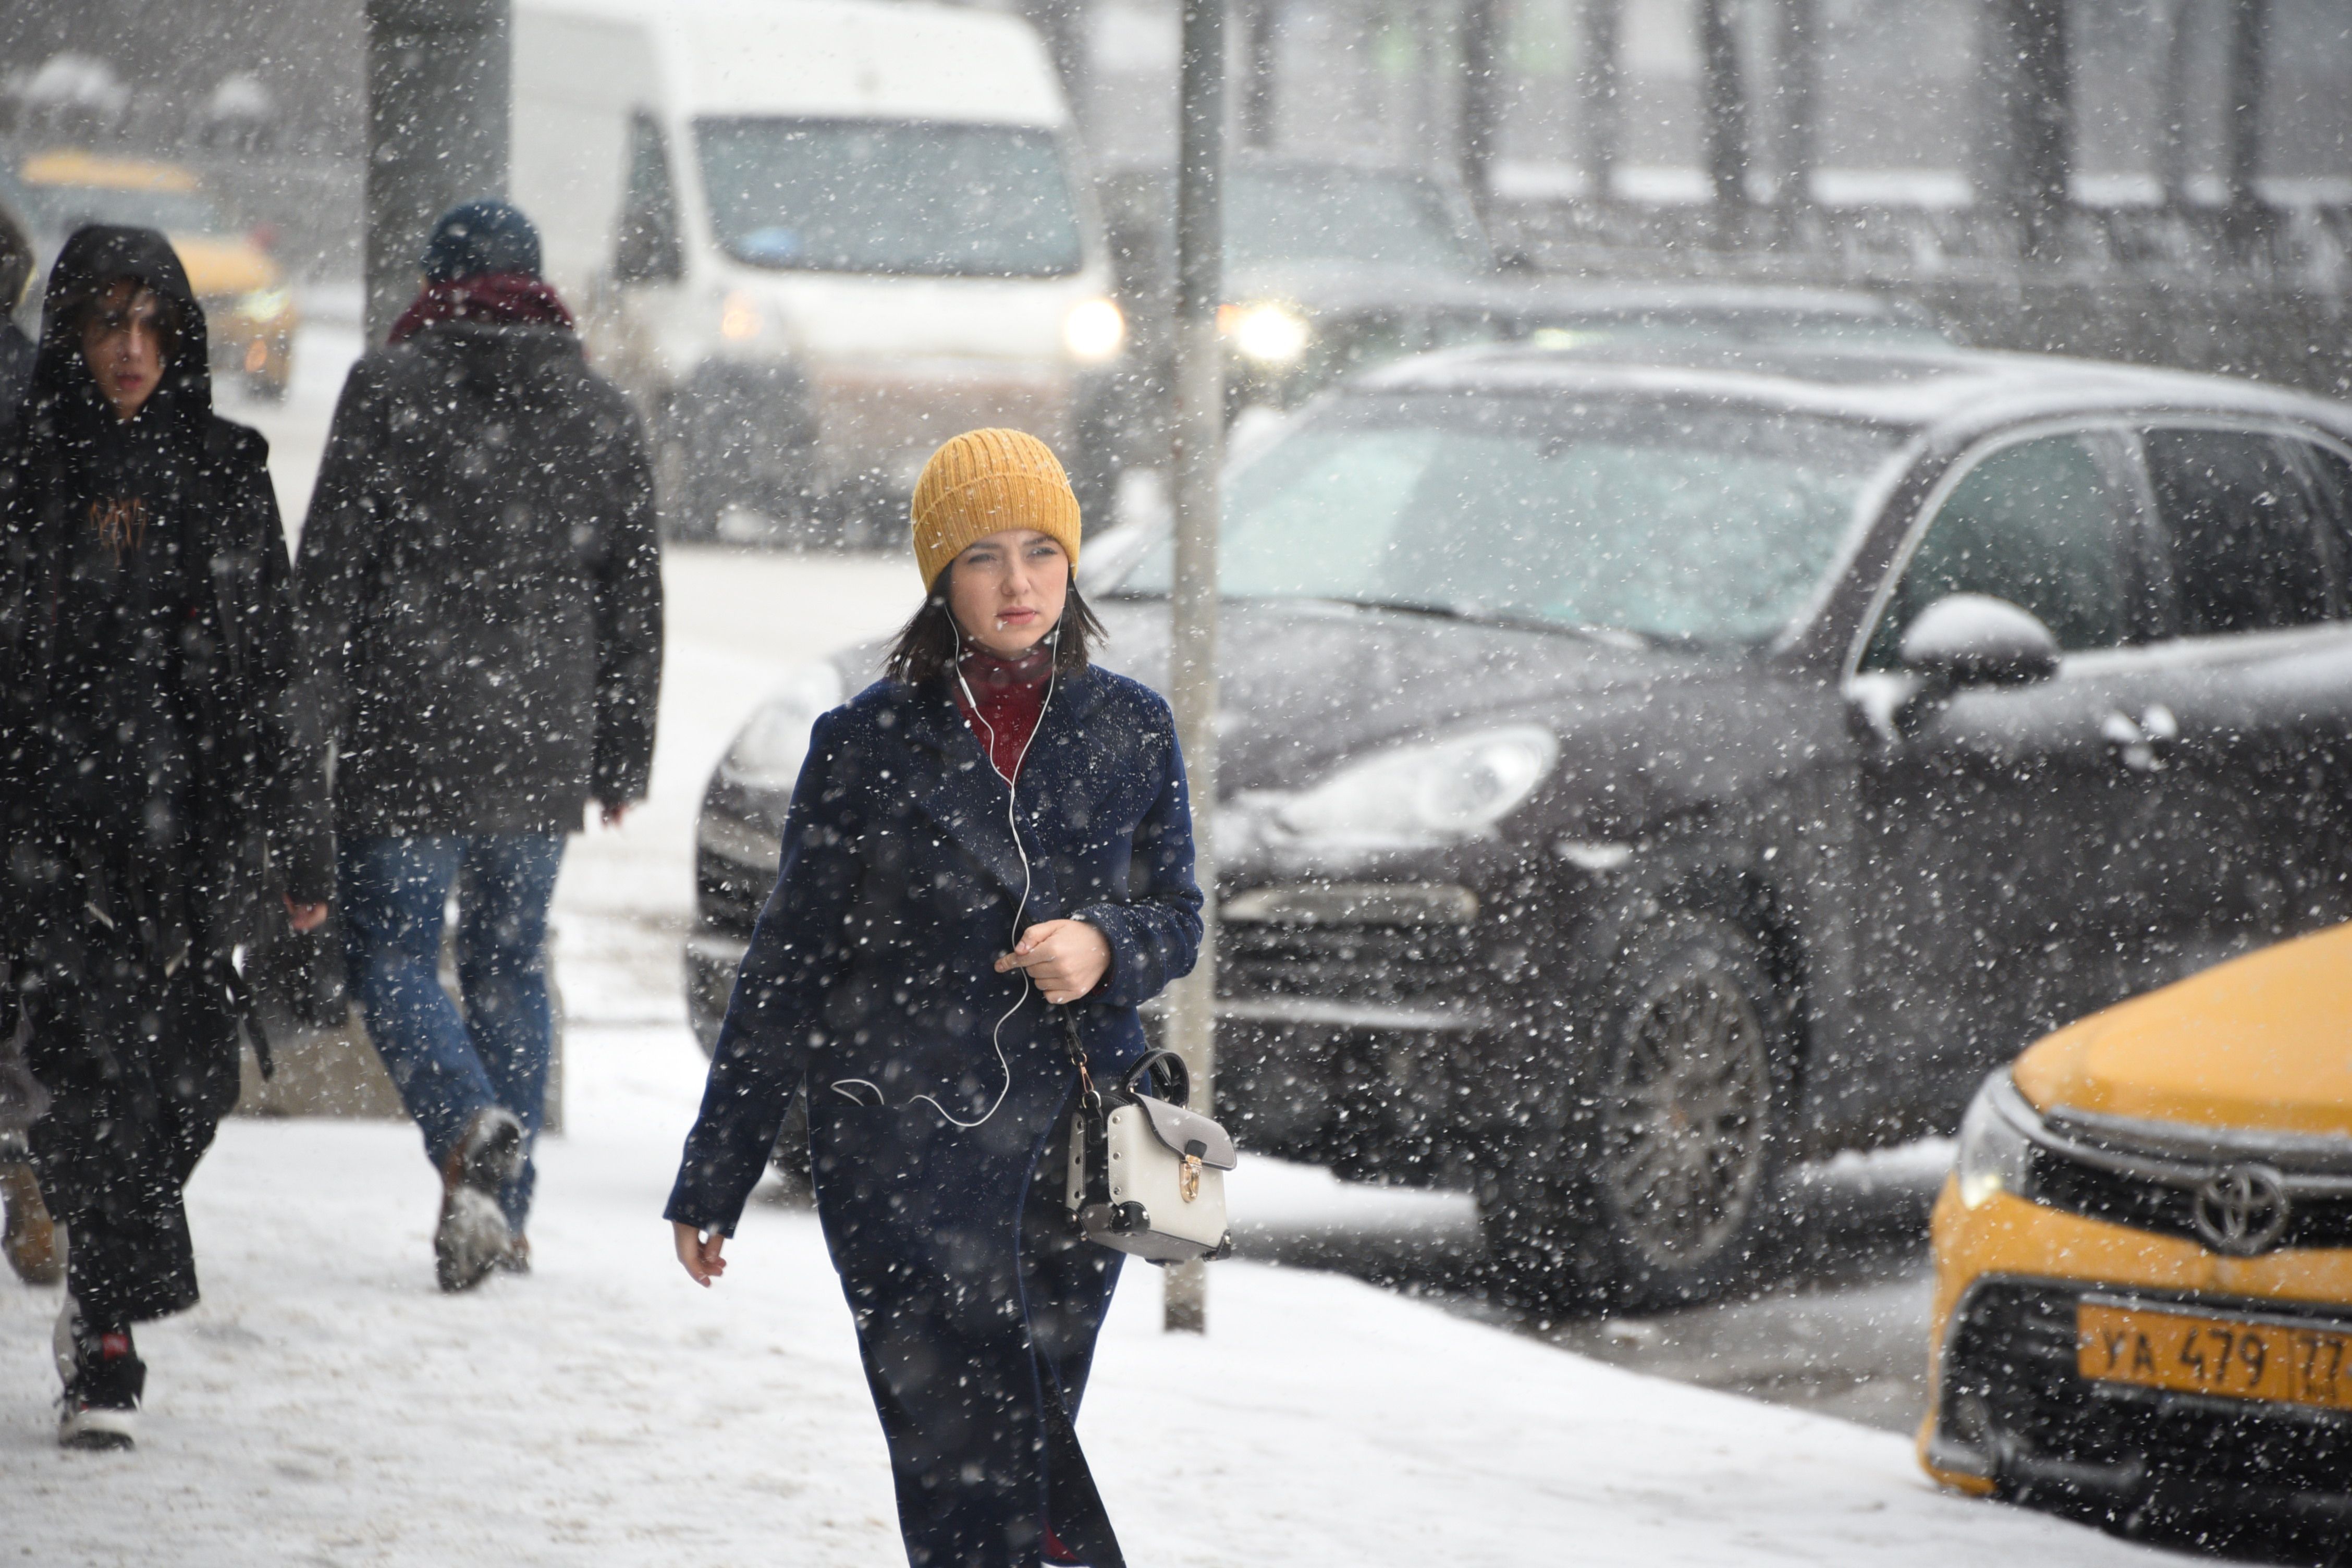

{"left": 1899, "top": 594, "right": 2061, "bottom": 690}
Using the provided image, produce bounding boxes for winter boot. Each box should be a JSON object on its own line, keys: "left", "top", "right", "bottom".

{"left": 496, "top": 1234, "right": 531, "bottom": 1275}
{"left": 2, "top": 1155, "right": 64, "bottom": 1285}
{"left": 435, "top": 1107, "right": 524, "bottom": 1293}
{"left": 55, "top": 1300, "right": 142, "bottom": 1451}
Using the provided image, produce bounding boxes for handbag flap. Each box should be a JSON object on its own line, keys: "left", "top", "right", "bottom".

{"left": 1134, "top": 1094, "right": 1238, "bottom": 1170}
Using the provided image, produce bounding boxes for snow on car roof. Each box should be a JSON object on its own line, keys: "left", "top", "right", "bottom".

{"left": 1359, "top": 341, "right": 2352, "bottom": 444}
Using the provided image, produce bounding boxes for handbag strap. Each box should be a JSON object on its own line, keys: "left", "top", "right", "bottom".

{"left": 1056, "top": 1009, "right": 1190, "bottom": 1111}
{"left": 1056, "top": 1007, "right": 1101, "bottom": 1112}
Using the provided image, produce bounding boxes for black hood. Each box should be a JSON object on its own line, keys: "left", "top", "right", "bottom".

{"left": 24, "top": 224, "right": 211, "bottom": 435}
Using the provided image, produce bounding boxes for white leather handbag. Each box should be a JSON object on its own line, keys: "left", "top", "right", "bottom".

{"left": 1061, "top": 1025, "right": 1236, "bottom": 1264}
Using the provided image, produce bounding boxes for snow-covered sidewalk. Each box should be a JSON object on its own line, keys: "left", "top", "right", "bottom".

{"left": 1, "top": 1023, "right": 2180, "bottom": 1567}
{"left": 0, "top": 552, "right": 2176, "bottom": 1565}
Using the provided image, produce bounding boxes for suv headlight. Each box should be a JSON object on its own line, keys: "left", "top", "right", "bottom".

{"left": 1220, "top": 301, "right": 1311, "bottom": 365}
{"left": 1955, "top": 1072, "right": 2040, "bottom": 1208}
{"left": 1269, "top": 726, "right": 1557, "bottom": 849}
{"left": 719, "top": 662, "right": 845, "bottom": 794}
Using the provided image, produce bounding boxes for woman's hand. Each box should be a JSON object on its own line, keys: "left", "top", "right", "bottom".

{"left": 673, "top": 1221, "right": 728, "bottom": 1287}
{"left": 995, "top": 919, "right": 1111, "bottom": 1005}
{"left": 284, "top": 896, "right": 329, "bottom": 934}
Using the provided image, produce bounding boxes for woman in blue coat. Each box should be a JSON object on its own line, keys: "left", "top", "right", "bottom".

{"left": 667, "top": 429, "right": 1202, "bottom": 1568}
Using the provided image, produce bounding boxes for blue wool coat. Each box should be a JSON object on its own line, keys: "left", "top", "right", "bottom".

{"left": 666, "top": 664, "right": 1201, "bottom": 1568}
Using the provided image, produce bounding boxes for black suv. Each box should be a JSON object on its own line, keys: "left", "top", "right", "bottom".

{"left": 693, "top": 341, "right": 2352, "bottom": 1308}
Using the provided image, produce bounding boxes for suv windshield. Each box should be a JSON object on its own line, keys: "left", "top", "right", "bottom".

{"left": 696, "top": 117, "right": 1084, "bottom": 277}
{"left": 1118, "top": 395, "right": 1906, "bottom": 644}
{"left": 15, "top": 182, "right": 226, "bottom": 236}
{"left": 1227, "top": 166, "right": 1489, "bottom": 276}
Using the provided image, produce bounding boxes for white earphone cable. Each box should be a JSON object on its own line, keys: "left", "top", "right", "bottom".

{"left": 831, "top": 618, "right": 1058, "bottom": 1128}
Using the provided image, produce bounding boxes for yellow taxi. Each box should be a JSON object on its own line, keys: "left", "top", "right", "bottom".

{"left": 1921, "top": 921, "right": 2352, "bottom": 1524}
{"left": 7, "top": 149, "right": 296, "bottom": 397}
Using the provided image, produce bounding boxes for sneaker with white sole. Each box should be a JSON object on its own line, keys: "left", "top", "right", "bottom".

{"left": 55, "top": 1302, "right": 141, "bottom": 1451}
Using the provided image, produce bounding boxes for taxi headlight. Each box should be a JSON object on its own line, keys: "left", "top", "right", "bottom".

{"left": 719, "top": 662, "right": 845, "bottom": 794}
{"left": 239, "top": 285, "right": 293, "bottom": 324}
{"left": 1063, "top": 297, "right": 1126, "bottom": 363}
{"left": 1955, "top": 1072, "right": 2040, "bottom": 1209}
{"left": 1271, "top": 726, "right": 1557, "bottom": 848}
{"left": 1221, "top": 301, "right": 1311, "bottom": 365}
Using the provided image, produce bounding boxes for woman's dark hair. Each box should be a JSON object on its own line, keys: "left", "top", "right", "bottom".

{"left": 67, "top": 274, "right": 186, "bottom": 363}
{"left": 886, "top": 562, "right": 1105, "bottom": 687}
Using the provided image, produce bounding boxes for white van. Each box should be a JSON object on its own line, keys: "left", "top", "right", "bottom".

{"left": 513, "top": 0, "right": 1124, "bottom": 542}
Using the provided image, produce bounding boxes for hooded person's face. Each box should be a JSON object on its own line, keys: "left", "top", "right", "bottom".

{"left": 80, "top": 279, "right": 167, "bottom": 421}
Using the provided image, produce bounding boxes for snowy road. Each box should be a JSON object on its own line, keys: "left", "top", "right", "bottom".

{"left": 0, "top": 317, "right": 2188, "bottom": 1564}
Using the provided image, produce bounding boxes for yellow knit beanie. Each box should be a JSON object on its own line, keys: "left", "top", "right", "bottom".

{"left": 909, "top": 428, "right": 1082, "bottom": 590}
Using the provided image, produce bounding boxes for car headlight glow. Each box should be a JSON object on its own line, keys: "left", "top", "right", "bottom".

{"left": 718, "top": 662, "right": 845, "bottom": 794}
{"left": 1271, "top": 726, "right": 1558, "bottom": 848}
{"left": 1955, "top": 1072, "right": 2040, "bottom": 1209}
{"left": 239, "top": 285, "right": 293, "bottom": 324}
{"left": 1063, "top": 296, "right": 1126, "bottom": 363}
{"left": 1221, "top": 301, "right": 1311, "bottom": 365}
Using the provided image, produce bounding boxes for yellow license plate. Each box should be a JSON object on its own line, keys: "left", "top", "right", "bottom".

{"left": 2077, "top": 1301, "right": 2352, "bottom": 1412}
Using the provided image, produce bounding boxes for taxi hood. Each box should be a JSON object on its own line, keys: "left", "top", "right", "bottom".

{"left": 2014, "top": 923, "right": 2352, "bottom": 1141}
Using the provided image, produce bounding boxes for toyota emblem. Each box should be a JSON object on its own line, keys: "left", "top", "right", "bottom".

{"left": 2191, "top": 1163, "right": 2292, "bottom": 1255}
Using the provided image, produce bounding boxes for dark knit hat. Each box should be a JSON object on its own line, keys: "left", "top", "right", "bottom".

{"left": 420, "top": 199, "right": 542, "bottom": 284}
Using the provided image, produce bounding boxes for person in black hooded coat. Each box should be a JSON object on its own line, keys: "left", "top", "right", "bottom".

{"left": 0, "top": 225, "right": 332, "bottom": 1449}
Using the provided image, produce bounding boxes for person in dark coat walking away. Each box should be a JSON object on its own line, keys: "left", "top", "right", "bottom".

{"left": 300, "top": 199, "right": 663, "bottom": 1292}
{"left": 0, "top": 203, "right": 35, "bottom": 413}
{"left": 0, "top": 225, "right": 333, "bottom": 1449}
{"left": 667, "top": 428, "right": 1201, "bottom": 1568}
{"left": 0, "top": 197, "right": 63, "bottom": 1288}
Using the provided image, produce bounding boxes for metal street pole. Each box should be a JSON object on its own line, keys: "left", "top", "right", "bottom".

{"left": 364, "top": 0, "right": 511, "bottom": 344}
{"left": 1163, "top": 0, "right": 1225, "bottom": 1337}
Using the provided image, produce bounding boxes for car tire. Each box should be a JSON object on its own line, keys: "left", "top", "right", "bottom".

{"left": 1480, "top": 910, "right": 1795, "bottom": 1313}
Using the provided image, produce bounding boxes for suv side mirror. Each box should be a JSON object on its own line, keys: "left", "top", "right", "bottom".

{"left": 1899, "top": 593, "right": 2061, "bottom": 690}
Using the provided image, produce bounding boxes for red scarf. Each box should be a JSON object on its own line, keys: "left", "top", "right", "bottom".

{"left": 953, "top": 645, "right": 1053, "bottom": 783}
{"left": 387, "top": 272, "right": 575, "bottom": 345}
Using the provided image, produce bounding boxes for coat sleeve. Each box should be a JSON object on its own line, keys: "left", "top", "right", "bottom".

{"left": 295, "top": 359, "right": 389, "bottom": 753}
{"left": 587, "top": 395, "right": 662, "bottom": 807}
{"left": 234, "top": 443, "right": 335, "bottom": 904}
{"left": 1070, "top": 701, "right": 1204, "bottom": 1011}
{"left": 664, "top": 708, "right": 866, "bottom": 1235}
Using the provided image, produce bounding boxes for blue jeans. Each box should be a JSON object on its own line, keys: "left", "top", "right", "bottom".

{"left": 340, "top": 835, "right": 565, "bottom": 1231}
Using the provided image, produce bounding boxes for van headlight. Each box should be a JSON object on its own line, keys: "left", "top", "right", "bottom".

{"left": 1955, "top": 1073, "right": 2041, "bottom": 1209}
{"left": 1063, "top": 297, "right": 1125, "bottom": 363}
{"left": 1268, "top": 726, "right": 1557, "bottom": 848}
{"left": 1220, "top": 301, "right": 1311, "bottom": 364}
{"left": 719, "top": 290, "right": 767, "bottom": 341}
{"left": 718, "top": 662, "right": 844, "bottom": 794}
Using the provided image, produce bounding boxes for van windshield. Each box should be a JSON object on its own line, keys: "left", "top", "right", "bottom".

{"left": 695, "top": 117, "right": 1084, "bottom": 278}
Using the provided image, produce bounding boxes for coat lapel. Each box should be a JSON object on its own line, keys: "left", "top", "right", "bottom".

{"left": 896, "top": 668, "right": 1114, "bottom": 910}
{"left": 900, "top": 683, "right": 1035, "bottom": 903}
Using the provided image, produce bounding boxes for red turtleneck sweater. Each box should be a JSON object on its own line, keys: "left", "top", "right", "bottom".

{"left": 952, "top": 644, "right": 1054, "bottom": 782}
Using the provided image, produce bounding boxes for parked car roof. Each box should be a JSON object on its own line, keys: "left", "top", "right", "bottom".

{"left": 1358, "top": 340, "right": 2352, "bottom": 444}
